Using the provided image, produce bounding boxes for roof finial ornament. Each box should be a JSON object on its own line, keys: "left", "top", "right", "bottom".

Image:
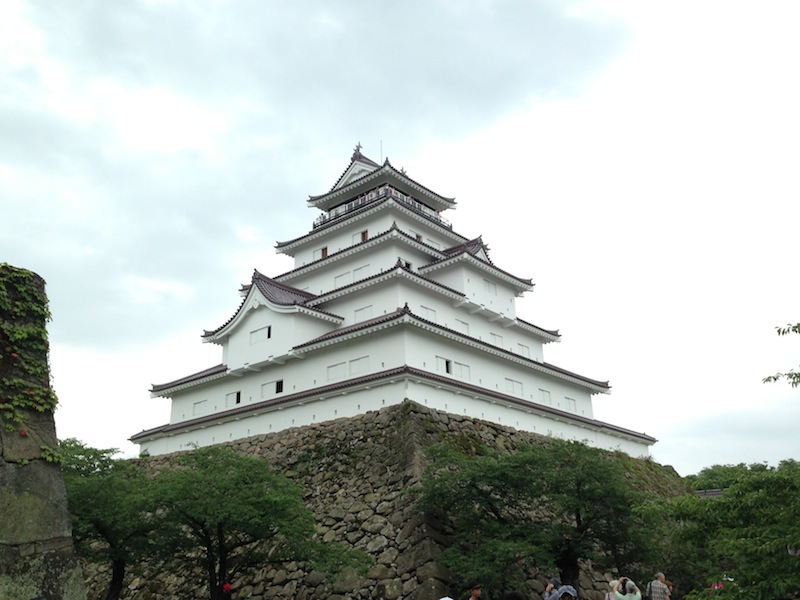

{"left": 352, "top": 141, "right": 363, "bottom": 160}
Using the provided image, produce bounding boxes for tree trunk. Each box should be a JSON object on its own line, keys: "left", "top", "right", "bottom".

{"left": 104, "top": 557, "right": 126, "bottom": 600}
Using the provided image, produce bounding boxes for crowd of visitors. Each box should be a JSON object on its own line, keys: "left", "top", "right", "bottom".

{"left": 439, "top": 570, "right": 673, "bottom": 600}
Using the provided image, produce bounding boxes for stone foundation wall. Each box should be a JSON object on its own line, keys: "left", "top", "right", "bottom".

{"left": 83, "top": 401, "right": 680, "bottom": 600}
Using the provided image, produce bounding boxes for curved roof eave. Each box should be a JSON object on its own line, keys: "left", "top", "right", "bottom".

{"left": 202, "top": 272, "right": 338, "bottom": 342}
{"left": 150, "top": 363, "right": 228, "bottom": 396}
{"left": 420, "top": 253, "right": 534, "bottom": 292}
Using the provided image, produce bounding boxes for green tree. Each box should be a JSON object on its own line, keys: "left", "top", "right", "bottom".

{"left": 763, "top": 323, "right": 800, "bottom": 388}
{"left": 418, "top": 439, "right": 648, "bottom": 597}
{"left": 153, "top": 445, "right": 365, "bottom": 600}
{"left": 685, "top": 462, "right": 770, "bottom": 491}
{"left": 60, "top": 438, "right": 158, "bottom": 600}
{"left": 649, "top": 461, "right": 800, "bottom": 599}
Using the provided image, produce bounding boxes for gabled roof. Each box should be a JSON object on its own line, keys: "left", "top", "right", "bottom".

{"left": 245, "top": 269, "right": 316, "bottom": 304}
{"left": 202, "top": 270, "right": 339, "bottom": 341}
{"left": 308, "top": 150, "right": 456, "bottom": 213}
{"left": 328, "top": 144, "right": 382, "bottom": 191}
{"left": 442, "top": 236, "right": 493, "bottom": 264}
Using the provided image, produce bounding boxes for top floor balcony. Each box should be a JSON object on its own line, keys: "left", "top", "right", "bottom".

{"left": 313, "top": 184, "right": 452, "bottom": 230}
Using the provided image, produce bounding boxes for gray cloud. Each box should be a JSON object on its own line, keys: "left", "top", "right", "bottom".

{"left": 2, "top": 1, "right": 627, "bottom": 350}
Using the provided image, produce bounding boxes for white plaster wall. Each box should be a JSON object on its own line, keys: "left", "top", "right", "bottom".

{"left": 284, "top": 239, "right": 438, "bottom": 296}
{"left": 168, "top": 328, "right": 410, "bottom": 424}
{"left": 314, "top": 278, "right": 546, "bottom": 361}
{"left": 288, "top": 203, "right": 459, "bottom": 269}
{"left": 223, "top": 306, "right": 336, "bottom": 371}
{"left": 423, "top": 264, "right": 519, "bottom": 319}
{"left": 168, "top": 325, "right": 590, "bottom": 428}
{"left": 143, "top": 378, "right": 647, "bottom": 459}
{"left": 402, "top": 329, "right": 595, "bottom": 419}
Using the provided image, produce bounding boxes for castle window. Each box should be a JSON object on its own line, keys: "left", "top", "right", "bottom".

{"left": 437, "top": 356, "right": 452, "bottom": 374}
{"left": 517, "top": 343, "right": 530, "bottom": 358}
{"left": 250, "top": 325, "right": 271, "bottom": 344}
{"left": 276, "top": 380, "right": 284, "bottom": 394}
{"left": 566, "top": 397, "right": 576, "bottom": 412}
{"left": 314, "top": 246, "right": 328, "bottom": 260}
{"left": 454, "top": 319, "right": 469, "bottom": 334}
{"left": 452, "top": 361, "right": 470, "bottom": 379}
{"left": 505, "top": 378, "right": 523, "bottom": 395}
{"left": 490, "top": 332, "right": 503, "bottom": 347}
{"left": 361, "top": 230, "right": 368, "bottom": 242}
{"left": 334, "top": 271, "right": 352, "bottom": 287}
{"left": 355, "top": 305, "right": 373, "bottom": 321}
{"left": 226, "top": 391, "right": 241, "bottom": 407}
{"left": 328, "top": 362, "right": 346, "bottom": 381}
{"left": 349, "top": 356, "right": 369, "bottom": 375}
{"left": 193, "top": 400, "right": 208, "bottom": 416}
{"left": 539, "top": 389, "right": 551, "bottom": 405}
{"left": 420, "top": 305, "right": 436, "bottom": 322}
{"left": 353, "top": 264, "right": 370, "bottom": 280}
{"left": 484, "top": 279, "right": 497, "bottom": 295}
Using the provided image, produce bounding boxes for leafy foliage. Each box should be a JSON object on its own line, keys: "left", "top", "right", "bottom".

{"left": 763, "top": 323, "right": 800, "bottom": 388}
{"left": 0, "top": 264, "right": 59, "bottom": 437}
{"left": 647, "top": 460, "right": 800, "bottom": 599}
{"left": 153, "top": 445, "right": 367, "bottom": 600}
{"left": 61, "top": 439, "right": 159, "bottom": 600}
{"left": 418, "top": 439, "right": 650, "bottom": 598}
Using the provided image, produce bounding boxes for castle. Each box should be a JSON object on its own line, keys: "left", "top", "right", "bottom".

{"left": 131, "top": 147, "right": 654, "bottom": 457}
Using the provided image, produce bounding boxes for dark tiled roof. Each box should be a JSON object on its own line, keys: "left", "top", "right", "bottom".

{"left": 151, "top": 364, "right": 227, "bottom": 394}
{"left": 442, "top": 236, "right": 493, "bottom": 264}
{"left": 203, "top": 271, "right": 318, "bottom": 338}
{"left": 515, "top": 317, "right": 560, "bottom": 339}
{"left": 422, "top": 250, "right": 533, "bottom": 287}
{"left": 251, "top": 269, "right": 316, "bottom": 304}
{"left": 308, "top": 161, "right": 455, "bottom": 206}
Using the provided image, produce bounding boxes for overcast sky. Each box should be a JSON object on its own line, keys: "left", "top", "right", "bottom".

{"left": 2, "top": 0, "right": 798, "bottom": 476}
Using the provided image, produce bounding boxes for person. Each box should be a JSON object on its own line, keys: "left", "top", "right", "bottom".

{"left": 544, "top": 578, "right": 562, "bottom": 600}
{"left": 465, "top": 581, "right": 482, "bottom": 600}
{"left": 613, "top": 577, "right": 641, "bottom": 600}
{"left": 605, "top": 580, "right": 618, "bottom": 600}
{"left": 557, "top": 584, "right": 578, "bottom": 599}
{"left": 645, "top": 572, "right": 670, "bottom": 600}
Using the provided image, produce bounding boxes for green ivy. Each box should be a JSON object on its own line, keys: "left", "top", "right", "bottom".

{"left": 0, "top": 263, "right": 60, "bottom": 458}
